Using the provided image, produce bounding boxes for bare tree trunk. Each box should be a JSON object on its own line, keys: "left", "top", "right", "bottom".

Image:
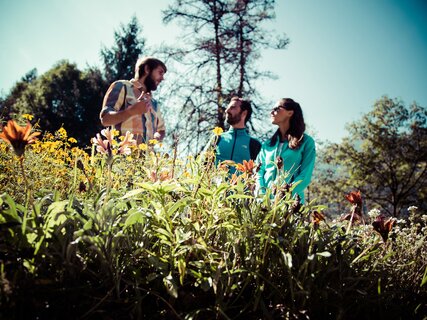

{"left": 213, "top": 0, "right": 224, "bottom": 129}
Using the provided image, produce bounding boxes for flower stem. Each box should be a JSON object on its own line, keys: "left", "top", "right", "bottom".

{"left": 19, "top": 156, "right": 28, "bottom": 191}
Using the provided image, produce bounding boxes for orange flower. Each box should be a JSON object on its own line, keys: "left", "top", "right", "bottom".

{"left": 230, "top": 173, "right": 239, "bottom": 185}
{"left": 235, "top": 159, "right": 256, "bottom": 174}
{"left": 0, "top": 120, "right": 41, "bottom": 157}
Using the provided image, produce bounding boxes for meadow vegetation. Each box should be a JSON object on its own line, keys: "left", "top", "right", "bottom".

{"left": 0, "top": 119, "right": 426, "bottom": 319}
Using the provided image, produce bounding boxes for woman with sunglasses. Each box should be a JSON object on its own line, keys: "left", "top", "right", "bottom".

{"left": 256, "top": 98, "right": 316, "bottom": 203}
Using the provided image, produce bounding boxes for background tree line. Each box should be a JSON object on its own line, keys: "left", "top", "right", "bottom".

{"left": 0, "top": 0, "right": 426, "bottom": 217}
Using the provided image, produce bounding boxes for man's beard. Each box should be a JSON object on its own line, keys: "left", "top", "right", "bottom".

{"left": 226, "top": 112, "right": 242, "bottom": 126}
{"left": 144, "top": 72, "right": 157, "bottom": 92}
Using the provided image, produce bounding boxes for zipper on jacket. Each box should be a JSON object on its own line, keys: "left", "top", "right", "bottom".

{"left": 230, "top": 130, "right": 237, "bottom": 161}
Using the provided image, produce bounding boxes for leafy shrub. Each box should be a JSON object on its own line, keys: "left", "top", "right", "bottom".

{"left": 0, "top": 123, "right": 425, "bottom": 319}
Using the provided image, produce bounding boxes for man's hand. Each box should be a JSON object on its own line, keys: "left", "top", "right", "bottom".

{"left": 100, "top": 93, "right": 151, "bottom": 126}
{"left": 128, "top": 92, "right": 152, "bottom": 116}
{"left": 153, "top": 130, "right": 165, "bottom": 141}
{"left": 128, "top": 100, "right": 150, "bottom": 116}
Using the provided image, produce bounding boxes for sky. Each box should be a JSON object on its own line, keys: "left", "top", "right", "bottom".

{"left": 1, "top": 0, "right": 426, "bottom": 143}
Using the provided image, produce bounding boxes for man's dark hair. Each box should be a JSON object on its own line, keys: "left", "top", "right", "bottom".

{"left": 135, "top": 57, "right": 167, "bottom": 80}
{"left": 230, "top": 96, "right": 252, "bottom": 123}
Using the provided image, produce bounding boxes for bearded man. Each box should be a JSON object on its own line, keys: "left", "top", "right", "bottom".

{"left": 214, "top": 97, "right": 261, "bottom": 171}
{"left": 100, "top": 57, "right": 167, "bottom": 144}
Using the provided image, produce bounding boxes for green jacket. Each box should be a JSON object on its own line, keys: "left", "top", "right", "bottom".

{"left": 256, "top": 133, "right": 316, "bottom": 202}
{"left": 215, "top": 128, "right": 261, "bottom": 172}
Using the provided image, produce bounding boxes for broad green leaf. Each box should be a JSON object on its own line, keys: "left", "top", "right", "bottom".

{"left": 124, "top": 210, "right": 145, "bottom": 226}
{"left": 0, "top": 193, "right": 22, "bottom": 223}
{"left": 83, "top": 219, "right": 93, "bottom": 230}
{"left": 198, "top": 187, "right": 213, "bottom": 196}
{"left": 121, "top": 188, "right": 145, "bottom": 199}
{"left": 421, "top": 266, "right": 427, "bottom": 287}
{"left": 168, "top": 198, "right": 191, "bottom": 215}
{"left": 177, "top": 259, "right": 186, "bottom": 285}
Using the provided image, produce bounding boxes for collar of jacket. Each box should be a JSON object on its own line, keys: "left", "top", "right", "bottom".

{"left": 227, "top": 127, "right": 249, "bottom": 135}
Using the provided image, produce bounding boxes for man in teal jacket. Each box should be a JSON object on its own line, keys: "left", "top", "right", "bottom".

{"left": 214, "top": 97, "right": 261, "bottom": 172}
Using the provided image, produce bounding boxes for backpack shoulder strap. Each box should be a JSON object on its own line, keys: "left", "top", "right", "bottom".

{"left": 249, "top": 138, "right": 261, "bottom": 160}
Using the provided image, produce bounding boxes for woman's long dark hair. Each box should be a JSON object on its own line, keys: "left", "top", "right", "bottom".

{"left": 269, "top": 98, "right": 306, "bottom": 149}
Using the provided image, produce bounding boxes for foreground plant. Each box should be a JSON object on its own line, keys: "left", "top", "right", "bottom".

{"left": 91, "top": 128, "right": 136, "bottom": 194}
{"left": 0, "top": 122, "right": 426, "bottom": 319}
{"left": 0, "top": 119, "right": 41, "bottom": 195}
{"left": 342, "top": 190, "right": 365, "bottom": 232}
{"left": 0, "top": 120, "right": 41, "bottom": 158}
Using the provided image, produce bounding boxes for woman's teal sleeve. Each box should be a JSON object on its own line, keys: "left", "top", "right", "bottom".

{"left": 292, "top": 136, "right": 316, "bottom": 198}
{"left": 256, "top": 147, "right": 267, "bottom": 194}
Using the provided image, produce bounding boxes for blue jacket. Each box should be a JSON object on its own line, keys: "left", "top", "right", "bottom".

{"left": 256, "top": 133, "right": 316, "bottom": 202}
{"left": 215, "top": 128, "right": 261, "bottom": 171}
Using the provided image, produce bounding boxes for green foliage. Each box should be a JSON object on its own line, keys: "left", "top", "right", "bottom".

{"left": 0, "top": 68, "right": 38, "bottom": 120}
{"left": 314, "top": 96, "right": 427, "bottom": 217}
{"left": 0, "top": 128, "right": 426, "bottom": 319}
{"left": 100, "top": 15, "right": 146, "bottom": 84}
{"left": 4, "top": 61, "right": 105, "bottom": 147}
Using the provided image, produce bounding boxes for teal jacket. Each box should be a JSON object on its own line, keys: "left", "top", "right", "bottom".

{"left": 215, "top": 128, "right": 261, "bottom": 171}
{"left": 256, "top": 133, "right": 316, "bottom": 202}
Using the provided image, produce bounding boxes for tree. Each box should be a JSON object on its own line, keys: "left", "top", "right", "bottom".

{"left": 161, "top": 0, "right": 288, "bottom": 152}
{"left": 318, "top": 96, "right": 427, "bottom": 217}
{"left": 8, "top": 61, "right": 105, "bottom": 146}
{"left": 100, "top": 15, "right": 146, "bottom": 84}
{"left": 1, "top": 68, "right": 38, "bottom": 120}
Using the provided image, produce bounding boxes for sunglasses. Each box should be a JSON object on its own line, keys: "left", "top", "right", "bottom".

{"left": 271, "top": 105, "right": 286, "bottom": 113}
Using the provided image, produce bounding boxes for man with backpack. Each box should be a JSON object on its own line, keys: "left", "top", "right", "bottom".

{"left": 214, "top": 97, "right": 261, "bottom": 172}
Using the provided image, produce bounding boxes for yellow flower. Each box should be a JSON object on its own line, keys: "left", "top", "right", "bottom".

{"left": 111, "top": 129, "right": 120, "bottom": 137}
{"left": 148, "top": 139, "right": 158, "bottom": 145}
{"left": 44, "top": 133, "right": 55, "bottom": 141}
{"left": 56, "top": 127, "right": 67, "bottom": 139}
{"left": 68, "top": 137, "right": 77, "bottom": 144}
{"left": 212, "top": 127, "right": 223, "bottom": 136}
{"left": 0, "top": 120, "right": 41, "bottom": 157}
{"left": 126, "top": 156, "right": 133, "bottom": 162}
{"left": 22, "top": 114, "right": 34, "bottom": 121}
{"left": 138, "top": 143, "right": 148, "bottom": 151}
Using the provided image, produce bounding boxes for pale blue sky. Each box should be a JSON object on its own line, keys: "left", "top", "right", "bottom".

{"left": 1, "top": 0, "right": 426, "bottom": 143}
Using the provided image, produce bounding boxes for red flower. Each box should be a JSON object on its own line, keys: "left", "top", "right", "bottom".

{"left": 372, "top": 214, "right": 395, "bottom": 242}
{"left": 345, "top": 190, "right": 362, "bottom": 206}
{"left": 342, "top": 190, "right": 364, "bottom": 224}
